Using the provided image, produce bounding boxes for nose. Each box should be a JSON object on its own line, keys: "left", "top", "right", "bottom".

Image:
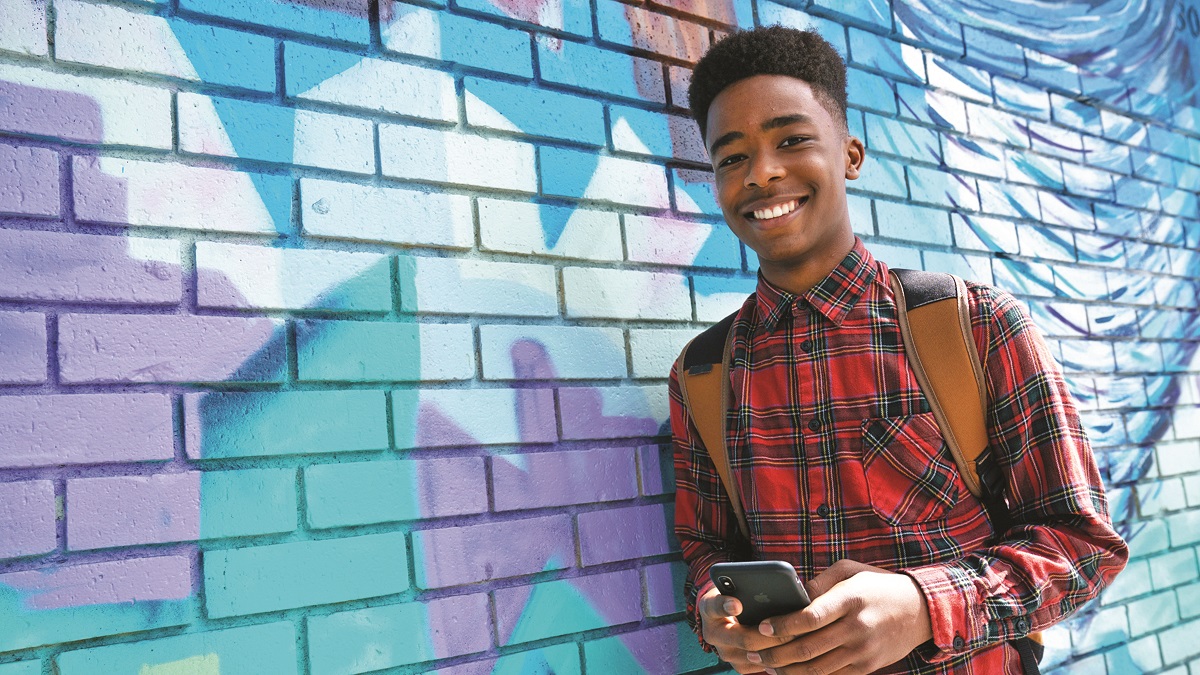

{"left": 744, "top": 153, "right": 785, "bottom": 189}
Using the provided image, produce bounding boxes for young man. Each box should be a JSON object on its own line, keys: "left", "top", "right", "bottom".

{"left": 670, "top": 27, "right": 1128, "bottom": 674}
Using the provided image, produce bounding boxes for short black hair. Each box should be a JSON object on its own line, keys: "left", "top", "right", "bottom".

{"left": 688, "top": 26, "right": 849, "bottom": 141}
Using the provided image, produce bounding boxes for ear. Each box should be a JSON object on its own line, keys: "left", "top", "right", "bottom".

{"left": 844, "top": 134, "right": 865, "bottom": 180}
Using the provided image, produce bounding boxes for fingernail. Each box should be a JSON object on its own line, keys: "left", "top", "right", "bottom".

{"left": 765, "top": 669, "right": 778, "bottom": 675}
{"left": 745, "top": 652, "right": 761, "bottom": 664}
{"left": 723, "top": 599, "right": 737, "bottom": 615}
{"left": 759, "top": 621, "right": 774, "bottom": 636}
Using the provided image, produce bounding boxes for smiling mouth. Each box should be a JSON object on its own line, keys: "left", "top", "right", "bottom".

{"left": 746, "top": 197, "right": 807, "bottom": 221}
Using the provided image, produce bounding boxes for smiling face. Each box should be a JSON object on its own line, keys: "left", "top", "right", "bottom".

{"left": 706, "top": 74, "right": 865, "bottom": 294}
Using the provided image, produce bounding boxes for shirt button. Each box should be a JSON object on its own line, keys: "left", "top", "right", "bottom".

{"left": 808, "top": 418, "right": 821, "bottom": 432}
{"left": 952, "top": 635, "right": 965, "bottom": 650}
{"left": 1016, "top": 618, "right": 1029, "bottom": 633}
{"left": 816, "top": 504, "right": 830, "bottom": 518}
{"left": 800, "top": 340, "right": 813, "bottom": 353}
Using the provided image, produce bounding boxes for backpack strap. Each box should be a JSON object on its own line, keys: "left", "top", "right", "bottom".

{"left": 888, "top": 269, "right": 988, "bottom": 499}
{"left": 673, "top": 310, "right": 749, "bottom": 541}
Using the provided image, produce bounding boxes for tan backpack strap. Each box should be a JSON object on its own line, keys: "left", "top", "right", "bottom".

{"left": 676, "top": 324, "right": 750, "bottom": 541}
{"left": 889, "top": 270, "right": 988, "bottom": 499}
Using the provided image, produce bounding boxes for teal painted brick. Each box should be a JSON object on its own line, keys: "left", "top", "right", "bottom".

{"left": 465, "top": 76, "right": 606, "bottom": 146}
{"left": 305, "top": 458, "right": 487, "bottom": 528}
{"left": 200, "top": 468, "right": 296, "bottom": 539}
{"left": 1161, "top": 618, "right": 1200, "bottom": 665}
{"left": 541, "top": 146, "right": 669, "bottom": 208}
{"left": 1127, "top": 591, "right": 1179, "bottom": 636}
{"left": 1105, "top": 635, "right": 1163, "bottom": 675}
{"left": 0, "top": 662, "right": 40, "bottom": 675}
{"left": 495, "top": 570, "right": 642, "bottom": 645}
{"left": 57, "top": 623, "right": 297, "bottom": 674}
{"left": 384, "top": 5, "right": 533, "bottom": 78}
{"left": 204, "top": 532, "right": 409, "bottom": 618}
{"left": 184, "top": 390, "right": 388, "bottom": 459}
{"left": 179, "top": 0, "right": 368, "bottom": 42}
{"left": 297, "top": 320, "right": 475, "bottom": 382}
{"left": 307, "top": 594, "right": 490, "bottom": 674}
{"left": 583, "top": 623, "right": 715, "bottom": 674}
{"left": 877, "top": 199, "right": 955, "bottom": 247}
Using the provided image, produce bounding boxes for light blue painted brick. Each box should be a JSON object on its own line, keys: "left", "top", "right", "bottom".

{"left": 925, "top": 55, "right": 992, "bottom": 104}
{"left": 1080, "top": 71, "right": 1130, "bottom": 110}
{"left": 200, "top": 468, "right": 296, "bottom": 539}
{"left": 993, "top": 75, "right": 1051, "bottom": 121}
{"left": 673, "top": 168, "right": 720, "bottom": 216}
{"left": 298, "top": 320, "right": 474, "bottom": 382}
{"left": 907, "top": 165, "right": 979, "bottom": 210}
{"left": 536, "top": 36, "right": 665, "bottom": 104}
{"left": 308, "top": 595, "right": 491, "bottom": 674}
{"left": 1179, "top": 580, "right": 1200, "bottom": 619}
{"left": 897, "top": 83, "right": 968, "bottom": 130}
{"left": 1023, "top": 48, "right": 1081, "bottom": 93}
{"left": 1129, "top": 519, "right": 1171, "bottom": 558}
{"left": 756, "top": 2, "right": 846, "bottom": 54}
{"left": 625, "top": 214, "right": 741, "bottom": 269}
{"left": 943, "top": 135, "right": 1006, "bottom": 180}
{"left": 962, "top": 25, "right": 1025, "bottom": 78}
{"left": 383, "top": 4, "right": 532, "bottom": 78}
{"left": 1070, "top": 605, "right": 1128, "bottom": 653}
{"left": 204, "top": 532, "right": 409, "bottom": 618}
{"left": 286, "top": 43, "right": 456, "bottom": 122}
{"left": 1161, "top": 618, "right": 1200, "bottom": 665}
{"left": 810, "top": 0, "right": 889, "bottom": 29}
{"left": 1128, "top": 591, "right": 1180, "bottom": 636}
{"left": 1169, "top": 511, "right": 1200, "bottom": 547}
{"left": 483, "top": 643, "right": 582, "bottom": 675}
{"left": 564, "top": 267, "right": 690, "bottom": 320}
{"left": 179, "top": 0, "right": 368, "bottom": 42}
{"left": 694, "top": 275, "right": 756, "bottom": 322}
{"left": 860, "top": 154, "right": 907, "bottom": 198}
{"left": 0, "top": 662, "right": 40, "bottom": 675}
{"left": 1140, "top": 478, "right": 1188, "bottom": 517}
{"left": 847, "top": 192, "right": 874, "bottom": 236}
{"left": 875, "top": 200, "right": 952, "bottom": 246}
{"left": 455, "top": 0, "right": 591, "bottom": 35}
{"left": 848, "top": 67, "right": 896, "bottom": 114}
{"left": 478, "top": 198, "right": 623, "bottom": 262}
{"left": 313, "top": 457, "right": 486, "bottom": 526}
{"left": 1016, "top": 223, "right": 1075, "bottom": 263}
{"left": 868, "top": 241, "right": 923, "bottom": 269}
{"left": 466, "top": 76, "right": 605, "bottom": 146}
{"left": 1105, "top": 635, "right": 1163, "bottom": 675}
{"left": 400, "top": 256, "right": 558, "bottom": 317}
{"left": 184, "top": 390, "right": 389, "bottom": 459}
{"left": 1006, "top": 150, "right": 1064, "bottom": 191}
{"left": 1149, "top": 123, "right": 1193, "bottom": 161}
{"left": 849, "top": 28, "right": 923, "bottom": 83}
{"left": 864, "top": 113, "right": 940, "bottom": 162}
{"left": 965, "top": 101, "right": 1030, "bottom": 148}
{"left": 1049, "top": 93, "right": 1102, "bottom": 132}
{"left": 923, "top": 251, "right": 992, "bottom": 284}
{"left": 57, "top": 623, "right": 297, "bottom": 674}
{"left": 380, "top": 123, "right": 538, "bottom": 193}
{"left": 1102, "top": 558, "right": 1150, "bottom": 604}
{"left": 611, "top": 105, "right": 706, "bottom": 163}
{"left": 541, "top": 147, "right": 669, "bottom": 208}
{"left": 976, "top": 180, "right": 1039, "bottom": 220}
{"left": 481, "top": 324, "right": 626, "bottom": 379}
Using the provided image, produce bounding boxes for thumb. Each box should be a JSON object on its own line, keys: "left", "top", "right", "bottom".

{"left": 806, "top": 559, "right": 874, "bottom": 599}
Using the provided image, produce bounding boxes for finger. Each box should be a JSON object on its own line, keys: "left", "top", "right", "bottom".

{"left": 709, "top": 619, "right": 793, "bottom": 652}
{"left": 700, "top": 591, "right": 743, "bottom": 620}
{"left": 752, "top": 620, "right": 853, "bottom": 668}
{"left": 805, "top": 559, "right": 873, "bottom": 599}
{"left": 761, "top": 582, "right": 859, "bottom": 638}
{"left": 771, "top": 646, "right": 856, "bottom": 675}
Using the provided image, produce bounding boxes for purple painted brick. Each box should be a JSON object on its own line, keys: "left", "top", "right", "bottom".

{"left": 419, "top": 457, "right": 489, "bottom": 518}
{"left": 0, "top": 229, "right": 181, "bottom": 304}
{"left": 644, "top": 562, "right": 686, "bottom": 617}
{"left": 0, "top": 394, "right": 174, "bottom": 468}
{"left": 58, "top": 313, "right": 284, "bottom": 383}
{"left": 0, "top": 143, "right": 59, "bottom": 216}
{"left": 0, "top": 555, "right": 192, "bottom": 610}
{"left": 414, "top": 514, "right": 574, "bottom": 589}
{"left": 558, "top": 386, "right": 662, "bottom": 440}
{"left": 638, "top": 445, "right": 672, "bottom": 496}
{"left": 0, "top": 480, "right": 57, "bottom": 559}
{"left": 67, "top": 472, "right": 200, "bottom": 550}
{"left": 494, "top": 570, "right": 643, "bottom": 645}
{"left": 492, "top": 447, "right": 639, "bottom": 511}
{"left": 578, "top": 504, "right": 673, "bottom": 566}
{"left": 0, "top": 311, "right": 46, "bottom": 383}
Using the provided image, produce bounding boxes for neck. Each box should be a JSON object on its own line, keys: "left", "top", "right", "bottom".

{"left": 758, "top": 230, "right": 856, "bottom": 296}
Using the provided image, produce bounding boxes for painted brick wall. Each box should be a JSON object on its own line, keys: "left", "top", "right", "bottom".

{"left": 0, "top": 0, "right": 1197, "bottom": 673}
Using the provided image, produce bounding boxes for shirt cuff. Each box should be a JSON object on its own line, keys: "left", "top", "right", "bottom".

{"left": 690, "top": 580, "right": 718, "bottom": 653}
{"left": 903, "top": 563, "right": 988, "bottom": 662}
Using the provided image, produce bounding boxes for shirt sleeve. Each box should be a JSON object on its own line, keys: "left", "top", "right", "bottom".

{"left": 902, "top": 284, "right": 1129, "bottom": 660}
{"left": 670, "top": 362, "right": 752, "bottom": 649}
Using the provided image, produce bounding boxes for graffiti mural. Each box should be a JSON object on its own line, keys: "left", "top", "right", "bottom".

{"left": 1, "top": 0, "right": 1197, "bottom": 673}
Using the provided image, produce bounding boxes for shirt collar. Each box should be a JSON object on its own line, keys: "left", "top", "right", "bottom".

{"left": 755, "top": 238, "right": 878, "bottom": 332}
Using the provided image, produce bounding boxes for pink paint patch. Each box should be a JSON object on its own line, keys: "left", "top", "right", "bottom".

{"left": 0, "top": 555, "right": 193, "bottom": 610}
{"left": 415, "top": 403, "right": 480, "bottom": 447}
{"left": 488, "top": 0, "right": 560, "bottom": 29}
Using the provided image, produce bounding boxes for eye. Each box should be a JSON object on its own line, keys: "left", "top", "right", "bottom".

{"left": 779, "top": 135, "right": 810, "bottom": 148}
{"left": 716, "top": 153, "right": 746, "bottom": 169}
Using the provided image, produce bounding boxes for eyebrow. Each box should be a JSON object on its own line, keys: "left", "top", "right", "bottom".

{"left": 707, "top": 114, "right": 815, "bottom": 156}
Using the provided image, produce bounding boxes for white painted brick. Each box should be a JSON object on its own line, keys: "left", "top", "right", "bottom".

{"left": 1161, "top": 618, "right": 1200, "bottom": 665}
{"left": 0, "top": 143, "right": 58, "bottom": 217}
{"left": 1128, "top": 592, "right": 1180, "bottom": 637}
{"left": 0, "top": 63, "right": 171, "bottom": 148}
{"left": 380, "top": 124, "right": 537, "bottom": 193}
{"left": 1069, "top": 604, "right": 1127, "bottom": 653}
{"left": 1130, "top": 519, "right": 1170, "bottom": 559}
{"left": 563, "top": 267, "right": 690, "bottom": 320}
{"left": 1102, "top": 558, "right": 1151, "bottom": 604}
{"left": 56, "top": 0, "right": 274, "bottom": 92}
{"left": 74, "top": 156, "right": 285, "bottom": 234}
{"left": 301, "top": 178, "right": 472, "bottom": 249}
{"left": 559, "top": 384, "right": 668, "bottom": 440}
{"left": 197, "top": 242, "right": 391, "bottom": 312}
{"left": 286, "top": 43, "right": 455, "bottom": 122}
{"left": 1158, "top": 440, "right": 1200, "bottom": 476}
{"left": 409, "top": 387, "right": 557, "bottom": 448}
{"left": 1185, "top": 475, "right": 1200, "bottom": 507}
{"left": 693, "top": 275, "right": 755, "bottom": 323}
{"left": 1106, "top": 635, "right": 1163, "bottom": 674}
{"left": 1178, "top": 579, "right": 1200, "bottom": 619}
{"left": 922, "top": 251, "right": 994, "bottom": 284}
{"left": 1140, "top": 478, "right": 1188, "bottom": 517}
{"left": 0, "top": 0, "right": 47, "bottom": 56}
{"left": 1150, "top": 549, "right": 1199, "bottom": 590}
{"left": 630, "top": 328, "right": 695, "bottom": 379}
{"left": 541, "top": 147, "right": 670, "bottom": 208}
{"left": 1169, "top": 510, "right": 1200, "bottom": 547}
{"left": 178, "top": 93, "right": 374, "bottom": 174}
{"left": 478, "top": 198, "right": 622, "bottom": 262}
{"left": 480, "top": 324, "right": 626, "bottom": 380}
{"left": 400, "top": 256, "right": 557, "bottom": 317}
{"left": 624, "top": 215, "right": 742, "bottom": 269}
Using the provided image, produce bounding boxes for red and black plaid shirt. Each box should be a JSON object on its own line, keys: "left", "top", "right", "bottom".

{"left": 671, "top": 239, "right": 1127, "bottom": 674}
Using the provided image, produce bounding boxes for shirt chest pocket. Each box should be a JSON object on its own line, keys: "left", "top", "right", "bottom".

{"left": 860, "top": 412, "right": 965, "bottom": 526}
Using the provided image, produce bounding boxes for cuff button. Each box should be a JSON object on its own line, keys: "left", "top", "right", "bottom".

{"left": 952, "top": 635, "right": 965, "bottom": 650}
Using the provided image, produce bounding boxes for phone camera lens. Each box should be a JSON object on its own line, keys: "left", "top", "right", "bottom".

{"left": 716, "top": 576, "right": 736, "bottom": 592}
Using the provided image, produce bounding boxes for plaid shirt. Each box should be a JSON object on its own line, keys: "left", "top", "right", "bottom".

{"left": 671, "top": 239, "right": 1128, "bottom": 674}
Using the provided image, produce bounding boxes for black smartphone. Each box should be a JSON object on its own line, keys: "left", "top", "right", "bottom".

{"left": 709, "top": 561, "right": 812, "bottom": 625}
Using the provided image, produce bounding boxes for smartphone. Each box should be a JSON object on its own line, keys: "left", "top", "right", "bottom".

{"left": 709, "top": 561, "right": 812, "bottom": 625}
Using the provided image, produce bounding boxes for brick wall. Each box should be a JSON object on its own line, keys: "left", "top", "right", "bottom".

{"left": 0, "top": 0, "right": 1197, "bottom": 672}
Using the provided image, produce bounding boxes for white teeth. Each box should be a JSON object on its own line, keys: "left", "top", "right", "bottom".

{"left": 752, "top": 199, "right": 799, "bottom": 220}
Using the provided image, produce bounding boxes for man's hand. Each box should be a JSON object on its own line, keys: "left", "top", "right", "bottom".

{"left": 698, "top": 585, "right": 790, "bottom": 673}
{"left": 745, "top": 560, "right": 934, "bottom": 675}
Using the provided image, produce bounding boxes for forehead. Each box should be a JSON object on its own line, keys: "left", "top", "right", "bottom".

{"left": 705, "top": 74, "right": 837, "bottom": 139}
